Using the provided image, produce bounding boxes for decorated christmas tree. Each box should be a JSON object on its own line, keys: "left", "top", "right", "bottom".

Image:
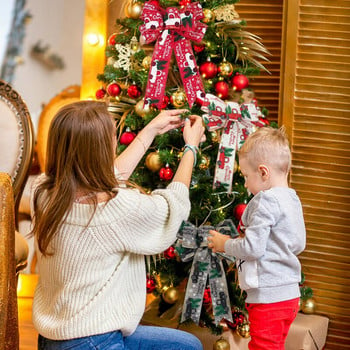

{"left": 96, "top": 0, "right": 280, "bottom": 341}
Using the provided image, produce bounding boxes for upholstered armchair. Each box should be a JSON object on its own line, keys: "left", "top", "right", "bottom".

{"left": 0, "top": 80, "right": 34, "bottom": 274}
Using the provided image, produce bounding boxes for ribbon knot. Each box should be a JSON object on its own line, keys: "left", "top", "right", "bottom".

{"left": 176, "top": 219, "right": 238, "bottom": 325}
{"left": 140, "top": 2, "right": 207, "bottom": 108}
{"left": 201, "top": 94, "right": 265, "bottom": 193}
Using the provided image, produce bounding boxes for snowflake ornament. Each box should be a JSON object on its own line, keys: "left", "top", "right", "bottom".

{"left": 114, "top": 36, "right": 139, "bottom": 72}
{"left": 114, "top": 44, "right": 132, "bottom": 71}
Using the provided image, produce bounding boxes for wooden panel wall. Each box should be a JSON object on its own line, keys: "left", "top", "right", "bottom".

{"left": 235, "top": 0, "right": 284, "bottom": 123}
{"left": 280, "top": 0, "right": 350, "bottom": 348}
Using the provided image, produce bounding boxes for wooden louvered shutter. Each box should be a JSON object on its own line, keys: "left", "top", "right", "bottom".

{"left": 280, "top": 0, "right": 350, "bottom": 348}
{"left": 235, "top": 0, "right": 284, "bottom": 123}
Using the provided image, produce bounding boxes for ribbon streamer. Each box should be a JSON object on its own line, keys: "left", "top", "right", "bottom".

{"left": 140, "top": 2, "right": 207, "bottom": 108}
{"left": 200, "top": 93, "right": 265, "bottom": 193}
{"left": 176, "top": 219, "right": 238, "bottom": 325}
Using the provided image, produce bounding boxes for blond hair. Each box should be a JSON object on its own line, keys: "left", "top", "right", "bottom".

{"left": 239, "top": 126, "right": 291, "bottom": 173}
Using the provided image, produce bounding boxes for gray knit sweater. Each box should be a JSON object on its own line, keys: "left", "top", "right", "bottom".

{"left": 31, "top": 179, "right": 190, "bottom": 340}
{"left": 224, "top": 187, "right": 306, "bottom": 304}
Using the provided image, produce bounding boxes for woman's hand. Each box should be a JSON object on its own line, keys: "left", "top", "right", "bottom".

{"left": 115, "top": 109, "right": 187, "bottom": 180}
{"left": 145, "top": 109, "right": 187, "bottom": 136}
{"left": 182, "top": 115, "right": 206, "bottom": 147}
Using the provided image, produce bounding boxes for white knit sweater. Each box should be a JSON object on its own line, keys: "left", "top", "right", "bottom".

{"left": 31, "top": 181, "right": 190, "bottom": 340}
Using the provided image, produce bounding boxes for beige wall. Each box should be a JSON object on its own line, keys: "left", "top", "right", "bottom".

{"left": 12, "top": 0, "right": 85, "bottom": 132}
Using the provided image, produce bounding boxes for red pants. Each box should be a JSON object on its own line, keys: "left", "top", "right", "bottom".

{"left": 246, "top": 298, "right": 299, "bottom": 350}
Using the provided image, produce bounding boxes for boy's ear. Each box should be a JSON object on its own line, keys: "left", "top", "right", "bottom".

{"left": 258, "top": 164, "right": 270, "bottom": 179}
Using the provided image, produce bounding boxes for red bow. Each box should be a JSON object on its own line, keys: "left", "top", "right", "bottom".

{"left": 140, "top": 2, "right": 207, "bottom": 108}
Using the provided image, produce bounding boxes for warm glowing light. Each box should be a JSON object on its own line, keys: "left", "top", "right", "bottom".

{"left": 80, "top": 0, "right": 108, "bottom": 101}
{"left": 17, "top": 273, "right": 39, "bottom": 298}
{"left": 17, "top": 275, "right": 23, "bottom": 294}
{"left": 86, "top": 33, "right": 104, "bottom": 47}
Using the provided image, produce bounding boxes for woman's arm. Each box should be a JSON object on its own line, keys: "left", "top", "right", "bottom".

{"left": 114, "top": 109, "right": 186, "bottom": 180}
{"left": 172, "top": 116, "right": 205, "bottom": 188}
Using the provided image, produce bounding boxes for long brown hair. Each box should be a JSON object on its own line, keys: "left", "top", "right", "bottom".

{"left": 32, "top": 100, "right": 118, "bottom": 256}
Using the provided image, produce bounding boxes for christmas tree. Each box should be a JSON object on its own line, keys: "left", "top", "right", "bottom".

{"left": 97, "top": 0, "right": 275, "bottom": 339}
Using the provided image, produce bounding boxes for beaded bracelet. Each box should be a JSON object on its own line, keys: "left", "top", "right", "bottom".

{"left": 183, "top": 144, "right": 199, "bottom": 166}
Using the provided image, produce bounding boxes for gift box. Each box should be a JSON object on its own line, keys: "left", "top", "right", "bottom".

{"left": 285, "top": 313, "right": 329, "bottom": 350}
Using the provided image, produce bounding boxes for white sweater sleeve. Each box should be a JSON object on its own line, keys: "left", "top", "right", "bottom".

{"left": 107, "top": 182, "right": 190, "bottom": 255}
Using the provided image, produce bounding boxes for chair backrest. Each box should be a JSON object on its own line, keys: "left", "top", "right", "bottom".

{"left": 37, "top": 85, "right": 80, "bottom": 172}
{"left": 0, "top": 80, "right": 34, "bottom": 218}
{"left": 0, "top": 173, "right": 19, "bottom": 350}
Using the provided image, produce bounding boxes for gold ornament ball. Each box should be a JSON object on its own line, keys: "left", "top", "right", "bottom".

{"left": 171, "top": 91, "right": 187, "bottom": 108}
{"left": 135, "top": 99, "right": 150, "bottom": 117}
{"left": 199, "top": 155, "right": 210, "bottom": 170}
{"left": 219, "top": 61, "right": 234, "bottom": 77}
{"left": 301, "top": 298, "right": 316, "bottom": 314}
{"left": 162, "top": 287, "right": 179, "bottom": 304}
{"left": 202, "top": 9, "right": 215, "bottom": 23}
{"left": 211, "top": 130, "right": 220, "bottom": 143}
{"left": 233, "top": 160, "right": 238, "bottom": 173}
{"left": 213, "top": 338, "right": 230, "bottom": 350}
{"left": 145, "top": 152, "right": 162, "bottom": 172}
{"left": 236, "top": 323, "right": 250, "bottom": 338}
{"left": 125, "top": 1, "right": 143, "bottom": 19}
{"left": 142, "top": 56, "right": 152, "bottom": 70}
{"left": 205, "top": 40, "right": 213, "bottom": 49}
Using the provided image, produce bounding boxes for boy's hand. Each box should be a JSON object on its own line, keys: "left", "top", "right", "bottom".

{"left": 208, "top": 230, "right": 231, "bottom": 253}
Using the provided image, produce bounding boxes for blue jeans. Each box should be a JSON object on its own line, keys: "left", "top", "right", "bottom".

{"left": 38, "top": 325, "right": 203, "bottom": 350}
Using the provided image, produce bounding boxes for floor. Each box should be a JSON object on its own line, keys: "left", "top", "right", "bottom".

{"left": 18, "top": 297, "right": 37, "bottom": 350}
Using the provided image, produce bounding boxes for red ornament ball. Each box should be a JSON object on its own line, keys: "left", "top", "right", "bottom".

{"left": 146, "top": 276, "right": 156, "bottom": 293}
{"left": 159, "top": 165, "right": 174, "bottom": 181}
{"left": 199, "top": 61, "right": 218, "bottom": 79}
{"left": 193, "top": 44, "right": 205, "bottom": 53}
{"left": 108, "top": 33, "right": 118, "bottom": 46}
{"left": 164, "top": 246, "right": 176, "bottom": 259}
{"left": 231, "top": 73, "right": 249, "bottom": 91}
{"left": 215, "top": 81, "right": 229, "bottom": 99}
{"left": 120, "top": 129, "right": 136, "bottom": 145}
{"left": 147, "top": 0, "right": 159, "bottom": 6}
{"left": 234, "top": 203, "right": 247, "bottom": 221}
{"left": 127, "top": 84, "right": 142, "bottom": 99}
{"left": 107, "top": 82, "right": 121, "bottom": 97}
{"left": 95, "top": 88, "right": 106, "bottom": 100}
{"left": 203, "top": 287, "right": 212, "bottom": 304}
{"left": 158, "top": 95, "right": 170, "bottom": 110}
{"left": 179, "top": 0, "right": 191, "bottom": 6}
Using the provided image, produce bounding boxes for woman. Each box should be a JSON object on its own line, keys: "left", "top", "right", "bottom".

{"left": 31, "top": 100, "right": 205, "bottom": 349}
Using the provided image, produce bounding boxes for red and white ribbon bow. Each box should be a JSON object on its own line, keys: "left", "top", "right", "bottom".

{"left": 140, "top": 1, "right": 207, "bottom": 108}
{"left": 201, "top": 94, "right": 266, "bottom": 193}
